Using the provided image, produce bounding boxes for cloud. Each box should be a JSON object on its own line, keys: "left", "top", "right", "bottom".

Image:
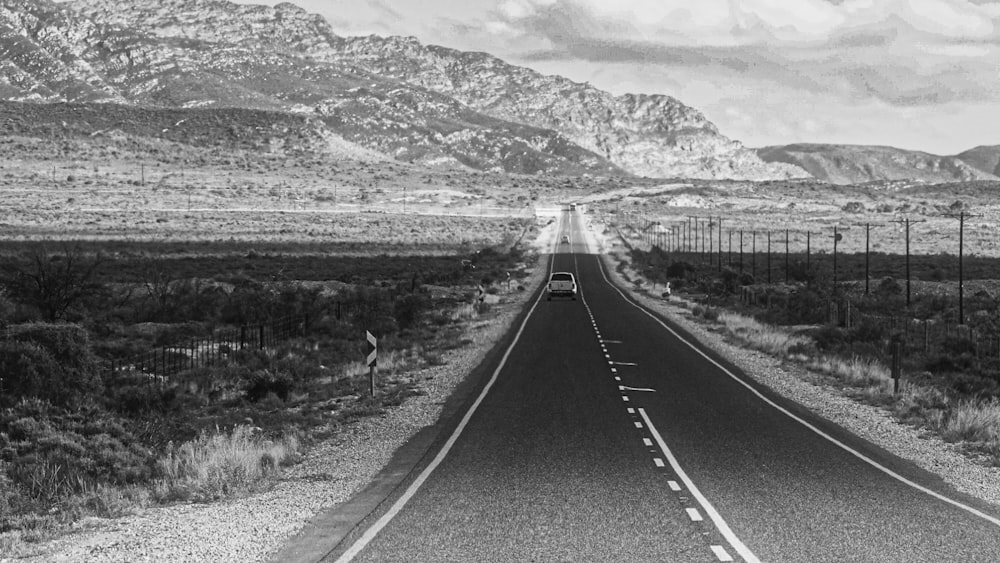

{"left": 489, "top": 0, "right": 1000, "bottom": 107}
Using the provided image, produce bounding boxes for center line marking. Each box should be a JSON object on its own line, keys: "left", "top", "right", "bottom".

{"left": 639, "top": 408, "right": 760, "bottom": 563}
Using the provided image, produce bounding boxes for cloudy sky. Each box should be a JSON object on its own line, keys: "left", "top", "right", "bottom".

{"left": 239, "top": 0, "right": 999, "bottom": 154}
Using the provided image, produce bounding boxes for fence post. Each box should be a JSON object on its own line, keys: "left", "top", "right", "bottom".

{"left": 891, "top": 341, "right": 902, "bottom": 394}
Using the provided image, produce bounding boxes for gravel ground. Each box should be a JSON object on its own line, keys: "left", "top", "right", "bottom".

{"left": 11, "top": 215, "right": 1000, "bottom": 562}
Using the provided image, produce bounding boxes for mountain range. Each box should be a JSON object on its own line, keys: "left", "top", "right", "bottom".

{"left": 0, "top": 0, "right": 804, "bottom": 180}
{"left": 0, "top": 0, "right": 996, "bottom": 185}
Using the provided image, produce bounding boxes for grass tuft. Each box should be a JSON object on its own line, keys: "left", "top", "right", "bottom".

{"left": 153, "top": 425, "right": 300, "bottom": 502}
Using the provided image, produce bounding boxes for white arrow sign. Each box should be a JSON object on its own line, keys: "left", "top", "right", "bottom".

{"left": 366, "top": 330, "right": 377, "bottom": 368}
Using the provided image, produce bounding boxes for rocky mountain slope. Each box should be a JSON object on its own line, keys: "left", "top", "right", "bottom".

{"left": 0, "top": 0, "right": 805, "bottom": 180}
{"left": 756, "top": 144, "right": 1000, "bottom": 185}
{"left": 955, "top": 145, "right": 1000, "bottom": 177}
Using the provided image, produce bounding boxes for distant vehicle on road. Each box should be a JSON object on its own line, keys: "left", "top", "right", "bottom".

{"left": 569, "top": 203, "right": 576, "bottom": 210}
{"left": 547, "top": 272, "right": 577, "bottom": 300}
{"left": 561, "top": 235, "right": 570, "bottom": 244}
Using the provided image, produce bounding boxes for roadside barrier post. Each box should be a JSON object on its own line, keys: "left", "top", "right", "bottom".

{"left": 891, "top": 341, "right": 902, "bottom": 394}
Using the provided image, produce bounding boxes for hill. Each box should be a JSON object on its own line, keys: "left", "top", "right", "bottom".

{"left": 756, "top": 143, "right": 1000, "bottom": 185}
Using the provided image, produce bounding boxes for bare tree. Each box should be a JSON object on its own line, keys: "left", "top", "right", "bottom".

{"left": 7, "top": 244, "right": 106, "bottom": 321}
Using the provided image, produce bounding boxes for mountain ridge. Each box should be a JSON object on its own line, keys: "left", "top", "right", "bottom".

{"left": 756, "top": 143, "right": 1000, "bottom": 185}
{"left": 0, "top": 0, "right": 806, "bottom": 180}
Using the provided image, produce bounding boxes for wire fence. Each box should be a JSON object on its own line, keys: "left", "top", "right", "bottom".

{"left": 737, "top": 286, "right": 1000, "bottom": 360}
{"left": 103, "top": 315, "right": 308, "bottom": 385}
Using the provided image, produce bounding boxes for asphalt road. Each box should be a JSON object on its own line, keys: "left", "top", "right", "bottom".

{"left": 321, "top": 210, "right": 1000, "bottom": 562}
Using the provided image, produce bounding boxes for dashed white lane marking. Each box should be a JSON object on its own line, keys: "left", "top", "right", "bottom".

{"left": 597, "top": 256, "right": 1000, "bottom": 532}
{"left": 634, "top": 421, "right": 643, "bottom": 429}
{"left": 654, "top": 458, "right": 665, "bottom": 468}
{"left": 668, "top": 481, "right": 682, "bottom": 491}
{"left": 622, "top": 396, "right": 630, "bottom": 402}
{"left": 643, "top": 438, "right": 653, "bottom": 447}
{"left": 615, "top": 376, "right": 621, "bottom": 382}
{"left": 686, "top": 508, "right": 704, "bottom": 522}
{"left": 610, "top": 367, "right": 617, "bottom": 373}
{"left": 711, "top": 545, "right": 735, "bottom": 562}
{"left": 639, "top": 409, "right": 761, "bottom": 563}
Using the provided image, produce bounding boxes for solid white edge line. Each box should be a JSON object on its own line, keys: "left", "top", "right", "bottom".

{"left": 640, "top": 408, "right": 760, "bottom": 563}
{"left": 333, "top": 230, "right": 562, "bottom": 562}
{"left": 596, "top": 253, "right": 1000, "bottom": 531}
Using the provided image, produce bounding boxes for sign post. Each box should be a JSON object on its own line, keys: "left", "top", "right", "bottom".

{"left": 366, "top": 330, "right": 377, "bottom": 397}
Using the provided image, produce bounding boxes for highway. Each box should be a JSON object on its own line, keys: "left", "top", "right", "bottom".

{"left": 316, "top": 209, "right": 1000, "bottom": 562}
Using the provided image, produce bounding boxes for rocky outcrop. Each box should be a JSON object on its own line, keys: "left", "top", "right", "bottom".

{"left": 329, "top": 35, "right": 807, "bottom": 180}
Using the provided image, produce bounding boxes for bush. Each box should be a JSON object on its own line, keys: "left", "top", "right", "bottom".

{"left": 1, "top": 400, "right": 155, "bottom": 503}
{"left": 0, "top": 324, "right": 101, "bottom": 407}
{"left": 243, "top": 370, "right": 294, "bottom": 402}
{"left": 393, "top": 293, "right": 430, "bottom": 330}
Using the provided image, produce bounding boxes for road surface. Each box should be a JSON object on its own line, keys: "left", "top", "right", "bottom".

{"left": 305, "top": 209, "right": 1000, "bottom": 562}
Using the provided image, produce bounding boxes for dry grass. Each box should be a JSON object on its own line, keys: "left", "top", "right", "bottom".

{"left": 153, "top": 425, "right": 300, "bottom": 502}
{"left": 717, "top": 311, "right": 811, "bottom": 356}
{"left": 942, "top": 400, "right": 1000, "bottom": 444}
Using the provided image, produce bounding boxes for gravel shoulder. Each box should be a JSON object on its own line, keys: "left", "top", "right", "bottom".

{"left": 14, "top": 214, "right": 1000, "bottom": 562}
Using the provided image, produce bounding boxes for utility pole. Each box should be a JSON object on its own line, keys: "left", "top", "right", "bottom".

{"left": 806, "top": 231, "right": 811, "bottom": 270}
{"left": 717, "top": 218, "right": 723, "bottom": 272}
{"left": 944, "top": 209, "right": 978, "bottom": 325}
{"left": 728, "top": 230, "right": 733, "bottom": 267}
{"left": 833, "top": 225, "right": 841, "bottom": 287}
{"left": 752, "top": 230, "right": 757, "bottom": 281}
{"left": 891, "top": 216, "right": 926, "bottom": 308}
{"left": 739, "top": 230, "right": 744, "bottom": 273}
{"left": 785, "top": 229, "right": 790, "bottom": 284}
{"left": 708, "top": 219, "right": 714, "bottom": 265}
{"left": 767, "top": 231, "right": 772, "bottom": 284}
{"left": 865, "top": 223, "right": 871, "bottom": 294}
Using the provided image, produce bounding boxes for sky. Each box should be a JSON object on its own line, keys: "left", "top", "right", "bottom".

{"left": 234, "top": 0, "right": 1000, "bottom": 154}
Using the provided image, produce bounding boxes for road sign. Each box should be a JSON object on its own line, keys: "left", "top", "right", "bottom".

{"left": 366, "top": 330, "right": 377, "bottom": 368}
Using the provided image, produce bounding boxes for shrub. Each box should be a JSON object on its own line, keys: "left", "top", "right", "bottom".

{"left": 393, "top": 293, "right": 430, "bottom": 330}
{"left": 243, "top": 370, "right": 294, "bottom": 402}
{"left": 0, "top": 323, "right": 101, "bottom": 407}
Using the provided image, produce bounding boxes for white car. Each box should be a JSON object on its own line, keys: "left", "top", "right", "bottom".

{"left": 547, "top": 272, "right": 577, "bottom": 300}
